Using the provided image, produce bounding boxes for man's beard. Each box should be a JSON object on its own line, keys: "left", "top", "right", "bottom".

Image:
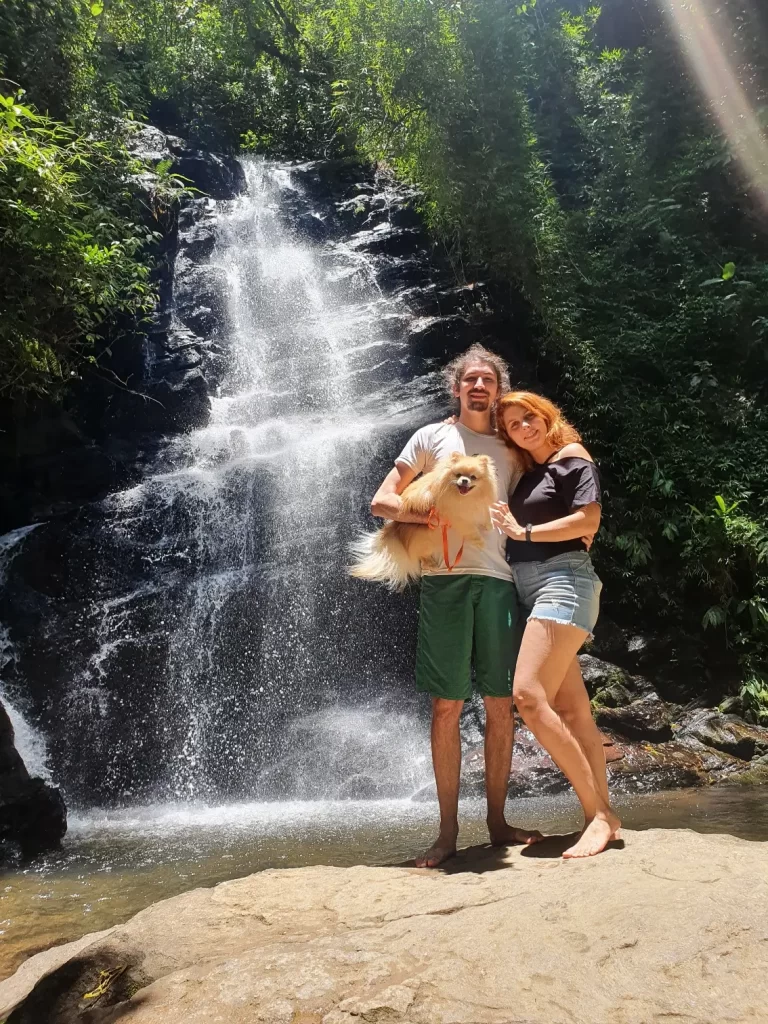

{"left": 467, "top": 396, "right": 491, "bottom": 411}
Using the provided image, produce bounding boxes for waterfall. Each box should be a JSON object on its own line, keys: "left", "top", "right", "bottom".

{"left": 0, "top": 525, "right": 51, "bottom": 781}
{"left": 1, "top": 159, "right": 443, "bottom": 807}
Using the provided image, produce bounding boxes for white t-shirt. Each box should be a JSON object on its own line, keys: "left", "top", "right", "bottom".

{"left": 396, "top": 422, "right": 520, "bottom": 581}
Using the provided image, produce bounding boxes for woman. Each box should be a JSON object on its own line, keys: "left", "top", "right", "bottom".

{"left": 490, "top": 391, "right": 621, "bottom": 858}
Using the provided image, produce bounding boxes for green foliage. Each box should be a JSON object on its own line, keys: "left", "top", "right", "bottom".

{"left": 0, "top": 0, "right": 336, "bottom": 154}
{"left": 0, "top": 94, "right": 165, "bottom": 396}
{"left": 740, "top": 676, "right": 768, "bottom": 726}
{"left": 1, "top": 0, "right": 768, "bottom": 697}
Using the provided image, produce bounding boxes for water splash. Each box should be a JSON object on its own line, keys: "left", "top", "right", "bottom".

{"left": 10, "top": 158, "right": 441, "bottom": 805}
{"left": 0, "top": 525, "right": 51, "bottom": 780}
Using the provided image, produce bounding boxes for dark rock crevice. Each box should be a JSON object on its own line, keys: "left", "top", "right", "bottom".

{"left": 0, "top": 702, "right": 66, "bottom": 862}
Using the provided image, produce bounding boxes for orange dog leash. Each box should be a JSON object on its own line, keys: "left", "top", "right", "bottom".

{"left": 427, "top": 507, "right": 464, "bottom": 571}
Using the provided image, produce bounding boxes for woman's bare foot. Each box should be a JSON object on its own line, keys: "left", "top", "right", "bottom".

{"left": 562, "top": 811, "right": 621, "bottom": 859}
{"left": 415, "top": 839, "right": 457, "bottom": 868}
{"left": 488, "top": 819, "right": 544, "bottom": 847}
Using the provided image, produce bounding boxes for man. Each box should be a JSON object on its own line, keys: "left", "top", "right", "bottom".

{"left": 370, "top": 344, "right": 542, "bottom": 867}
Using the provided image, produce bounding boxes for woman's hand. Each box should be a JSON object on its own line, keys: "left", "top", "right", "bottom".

{"left": 490, "top": 501, "right": 526, "bottom": 541}
{"left": 442, "top": 414, "right": 458, "bottom": 425}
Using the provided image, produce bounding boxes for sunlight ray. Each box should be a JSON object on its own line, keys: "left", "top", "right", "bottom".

{"left": 662, "top": 0, "right": 768, "bottom": 211}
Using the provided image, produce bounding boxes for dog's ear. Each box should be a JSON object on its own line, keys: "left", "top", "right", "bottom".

{"left": 448, "top": 452, "right": 462, "bottom": 463}
{"left": 477, "top": 455, "right": 492, "bottom": 470}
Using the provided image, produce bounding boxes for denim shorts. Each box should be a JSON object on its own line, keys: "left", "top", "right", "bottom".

{"left": 510, "top": 551, "right": 602, "bottom": 635}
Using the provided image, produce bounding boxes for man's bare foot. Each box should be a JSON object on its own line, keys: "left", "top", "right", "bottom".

{"left": 488, "top": 820, "right": 544, "bottom": 847}
{"left": 415, "top": 839, "right": 457, "bottom": 868}
{"left": 562, "top": 811, "right": 621, "bottom": 859}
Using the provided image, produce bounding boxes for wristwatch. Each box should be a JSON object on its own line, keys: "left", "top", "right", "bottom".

{"left": 525, "top": 523, "right": 533, "bottom": 543}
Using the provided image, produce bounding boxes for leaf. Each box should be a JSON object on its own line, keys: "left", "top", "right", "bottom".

{"left": 715, "top": 495, "right": 727, "bottom": 513}
{"left": 700, "top": 278, "right": 724, "bottom": 287}
{"left": 702, "top": 606, "right": 726, "bottom": 629}
{"left": 722, "top": 261, "right": 736, "bottom": 280}
{"left": 90, "top": 2, "right": 104, "bottom": 14}
{"left": 662, "top": 521, "right": 679, "bottom": 541}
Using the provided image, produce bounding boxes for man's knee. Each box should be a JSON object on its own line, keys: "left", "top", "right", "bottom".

{"left": 483, "top": 696, "right": 513, "bottom": 725}
{"left": 432, "top": 697, "right": 464, "bottom": 723}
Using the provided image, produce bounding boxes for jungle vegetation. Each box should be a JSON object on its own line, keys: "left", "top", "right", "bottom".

{"left": 2, "top": 0, "right": 768, "bottom": 713}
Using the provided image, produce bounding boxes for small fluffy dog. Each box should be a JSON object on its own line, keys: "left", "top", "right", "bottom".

{"left": 349, "top": 453, "right": 497, "bottom": 590}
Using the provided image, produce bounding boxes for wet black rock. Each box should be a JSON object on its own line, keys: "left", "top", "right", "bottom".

{"left": 676, "top": 710, "right": 768, "bottom": 762}
{"left": 579, "top": 654, "right": 653, "bottom": 705}
{"left": 0, "top": 702, "right": 66, "bottom": 860}
{"left": 595, "top": 696, "right": 673, "bottom": 742}
{"left": 604, "top": 741, "right": 730, "bottom": 791}
{"left": 129, "top": 126, "right": 246, "bottom": 200}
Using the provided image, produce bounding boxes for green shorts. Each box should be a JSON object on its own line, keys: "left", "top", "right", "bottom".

{"left": 415, "top": 574, "right": 523, "bottom": 701}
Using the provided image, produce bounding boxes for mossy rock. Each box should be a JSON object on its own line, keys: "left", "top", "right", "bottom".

{"left": 722, "top": 763, "right": 768, "bottom": 786}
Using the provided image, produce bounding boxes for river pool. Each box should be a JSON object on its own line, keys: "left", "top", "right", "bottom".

{"left": 2, "top": 786, "right": 766, "bottom": 980}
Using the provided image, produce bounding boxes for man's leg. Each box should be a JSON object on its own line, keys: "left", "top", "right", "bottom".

{"left": 415, "top": 576, "right": 473, "bottom": 868}
{"left": 473, "top": 577, "right": 543, "bottom": 846}
{"left": 483, "top": 696, "right": 543, "bottom": 845}
{"left": 415, "top": 696, "right": 464, "bottom": 868}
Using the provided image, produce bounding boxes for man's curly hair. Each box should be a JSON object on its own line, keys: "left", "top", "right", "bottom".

{"left": 442, "top": 344, "right": 511, "bottom": 399}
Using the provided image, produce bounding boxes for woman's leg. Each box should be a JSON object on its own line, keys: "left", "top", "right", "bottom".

{"left": 553, "top": 657, "right": 611, "bottom": 808}
{"left": 513, "top": 618, "right": 620, "bottom": 857}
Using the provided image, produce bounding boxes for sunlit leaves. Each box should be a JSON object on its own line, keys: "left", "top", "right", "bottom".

{"left": 0, "top": 98, "right": 159, "bottom": 396}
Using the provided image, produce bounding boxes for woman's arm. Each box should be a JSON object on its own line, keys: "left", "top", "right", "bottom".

{"left": 490, "top": 501, "right": 601, "bottom": 542}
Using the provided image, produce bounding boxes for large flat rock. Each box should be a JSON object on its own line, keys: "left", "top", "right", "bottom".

{"left": 1, "top": 829, "right": 766, "bottom": 1023}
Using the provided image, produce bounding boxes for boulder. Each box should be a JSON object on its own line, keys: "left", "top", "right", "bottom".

{"left": 594, "top": 696, "right": 673, "bottom": 741}
{"left": 579, "top": 653, "right": 653, "bottom": 705}
{"left": 1, "top": 830, "right": 767, "bottom": 1024}
{"left": 677, "top": 709, "right": 768, "bottom": 761}
{"left": 603, "top": 739, "right": 739, "bottom": 790}
{"left": 166, "top": 138, "right": 246, "bottom": 200}
{"left": 0, "top": 702, "right": 66, "bottom": 860}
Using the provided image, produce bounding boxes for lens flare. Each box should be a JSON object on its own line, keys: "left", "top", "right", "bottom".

{"left": 661, "top": 0, "right": 768, "bottom": 211}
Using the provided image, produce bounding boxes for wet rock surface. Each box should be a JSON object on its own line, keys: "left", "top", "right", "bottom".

{"left": 1, "top": 829, "right": 766, "bottom": 1024}
{"left": 676, "top": 709, "right": 768, "bottom": 762}
{"left": 0, "top": 702, "right": 66, "bottom": 861}
{"left": 594, "top": 696, "right": 673, "bottom": 742}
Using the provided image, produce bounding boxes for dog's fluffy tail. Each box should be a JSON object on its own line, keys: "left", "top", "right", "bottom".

{"left": 347, "top": 530, "right": 421, "bottom": 591}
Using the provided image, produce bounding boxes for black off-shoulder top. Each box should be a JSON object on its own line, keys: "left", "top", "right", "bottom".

{"left": 506, "top": 456, "right": 601, "bottom": 564}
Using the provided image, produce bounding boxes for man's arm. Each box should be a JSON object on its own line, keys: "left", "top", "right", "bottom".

{"left": 370, "top": 462, "right": 432, "bottom": 524}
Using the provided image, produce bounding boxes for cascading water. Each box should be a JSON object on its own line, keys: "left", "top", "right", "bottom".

{"left": 0, "top": 526, "right": 51, "bottom": 781}
{"left": 1, "top": 159, "right": 445, "bottom": 807}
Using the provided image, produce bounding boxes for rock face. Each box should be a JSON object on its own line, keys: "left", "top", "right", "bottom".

{"left": 0, "top": 702, "right": 66, "bottom": 860}
{"left": 677, "top": 709, "right": 768, "bottom": 762}
{"left": 594, "top": 695, "right": 673, "bottom": 741}
{"left": 1, "top": 829, "right": 767, "bottom": 1024}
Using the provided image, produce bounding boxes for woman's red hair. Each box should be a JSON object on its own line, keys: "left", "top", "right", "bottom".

{"left": 497, "top": 391, "right": 581, "bottom": 471}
